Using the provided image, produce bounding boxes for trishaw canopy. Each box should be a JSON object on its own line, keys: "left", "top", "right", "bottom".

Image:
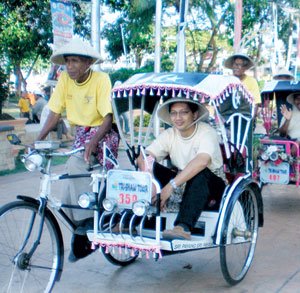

{"left": 111, "top": 73, "right": 255, "bottom": 172}
{"left": 112, "top": 73, "right": 254, "bottom": 119}
{"left": 261, "top": 80, "right": 300, "bottom": 124}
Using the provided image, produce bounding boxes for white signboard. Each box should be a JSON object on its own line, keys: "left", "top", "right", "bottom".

{"left": 260, "top": 162, "right": 290, "bottom": 184}
{"left": 106, "top": 170, "right": 152, "bottom": 209}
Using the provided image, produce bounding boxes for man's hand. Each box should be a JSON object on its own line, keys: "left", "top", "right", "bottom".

{"left": 280, "top": 104, "right": 292, "bottom": 121}
{"left": 84, "top": 137, "right": 98, "bottom": 163}
{"left": 152, "top": 183, "right": 173, "bottom": 210}
{"left": 137, "top": 153, "right": 146, "bottom": 171}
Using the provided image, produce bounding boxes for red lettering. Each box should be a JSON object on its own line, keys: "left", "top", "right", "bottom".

{"left": 125, "top": 194, "right": 131, "bottom": 204}
{"left": 119, "top": 193, "right": 124, "bottom": 204}
{"left": 132, "top": 194, "right": 137, "bottom": 203}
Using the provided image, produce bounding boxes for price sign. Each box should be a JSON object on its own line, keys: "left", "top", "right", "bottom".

{"left": 106, "top": 170, "right": 152, "bottom": 209}
{"left": 260, "top": 162, "right": 290, "bottom": 184}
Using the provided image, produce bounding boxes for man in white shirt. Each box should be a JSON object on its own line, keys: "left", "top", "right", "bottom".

{"left": 138, "top": 98, "right": 225, "bottom": 240}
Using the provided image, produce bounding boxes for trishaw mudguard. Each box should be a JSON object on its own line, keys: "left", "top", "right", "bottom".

{"left": 214, "top": 176, "right": 263, "bottom": 245}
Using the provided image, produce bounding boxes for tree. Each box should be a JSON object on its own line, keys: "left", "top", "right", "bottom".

{"left": 0, "top": 1, "right": 53, "bottom": 94}
{"left": 0, "top": 0, "right": 90, "bottom": 96}
{"left": 103, "top": 0, "right": 155, "bottom": 69}
{"left": 185, "top": 0, "right": 232, "bottom": 72}
{"left": 0, "top": 65, "right": 9, "bottom": 117}
{"left": 104, "top": 0, "right": 298, "bottom": 73}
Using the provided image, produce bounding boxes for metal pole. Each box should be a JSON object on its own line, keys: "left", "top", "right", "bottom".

{"left": 272, "top": 2, "right": 278, "bottom": 73}
{"left": 91, "top": 0, "right": 101, "bottom": 70}
{"left": 233, "top": 0, "right": 243, "bottom": 51}
{"left": 120, "top": 24, "right": 128, "bottom": 66}
{"left": 174, "top": 0, "right": 189, "bottom": 73}
{"left": 154, "top": 0, "right": 162, "bottom": 73}
{"left": 295, "top": 17, "right": 300, "bottom": 80}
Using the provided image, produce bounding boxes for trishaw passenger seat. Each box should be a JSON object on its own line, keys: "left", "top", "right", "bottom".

{"left": 217, "top": 112, "right": 251, "bottom": 184}
{"left": 220, "top": 143, "right": 246, "bottom": 184}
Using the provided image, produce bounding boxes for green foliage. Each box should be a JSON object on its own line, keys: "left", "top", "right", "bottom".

{"left": 0, "top": 65, "right": 9, "bottom": 115}
{"left": 0, "top": 150, "right": 68, "bottom": 176}
{"left": 134, "top": 113, "right": 151, "bottom": 127}
{"left": 109, "top": 68, "right": 136, "bottom": 85}
{"left": 0, "top": 1, "right": 90, "bottom": 93}
{"left": 109, "top": 62, "right": 157, "bottom": 85}
{"left": 103, "top": 0, "right": 155, "bottom": 68}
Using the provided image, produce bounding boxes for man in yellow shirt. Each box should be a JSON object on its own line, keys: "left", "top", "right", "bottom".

{"left": 224, "top": 53, "right": 261, "bottom": 106}
{"left": 18, "top": 92, "right": 30, "bottom": 119}
{"left": 37, "top": 38, "right": 119, "bottom": 262}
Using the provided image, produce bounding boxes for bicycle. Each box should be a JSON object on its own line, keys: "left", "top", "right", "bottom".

{"left": 0, "top": 136, "right": 106, "bottom": 293}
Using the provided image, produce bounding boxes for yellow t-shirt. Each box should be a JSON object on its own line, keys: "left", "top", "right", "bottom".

{"left": 18, "top": 98, "right": 30, "bottom": 113}
{"left": 48, "top": 70, "right": 112, "bottom": 126}
{"left": 241, "top": 75, "right": 261, "bottom": 105}
{"left": 146, "top": 122, "right": 223, "bottom": 171}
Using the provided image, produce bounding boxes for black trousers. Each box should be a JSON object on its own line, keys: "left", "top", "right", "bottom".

{"left": 153, "top": 162, "right": 225, "bottom": 230}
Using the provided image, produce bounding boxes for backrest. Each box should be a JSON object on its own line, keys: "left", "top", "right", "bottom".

{"left": 218, "top": 112, "right": 252, "bottom": 184}
{"left": 226, "top": 112, "right": 251, "bottom": 157}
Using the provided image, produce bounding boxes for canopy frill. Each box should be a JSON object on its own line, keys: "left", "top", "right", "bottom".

{"left": 112, "top": 73, "right": 254, "bottom": 106}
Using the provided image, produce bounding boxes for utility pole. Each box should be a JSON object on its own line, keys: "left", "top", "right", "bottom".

{"left": 154, "top": 0, "right": 162, "bottom": 73}
{"left": 233, "top": 0, "right": 243, "bottom": 51}
{"left": 91, "top": 0, "right": 101, "bottom": 70}
{"left": 120, "top": 24, "right": 129, "bottom": 66}
{"left": 174, "top": 0, "right": 189, "bottom": 72}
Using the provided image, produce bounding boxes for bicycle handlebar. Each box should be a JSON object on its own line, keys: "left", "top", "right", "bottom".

{"left": 50, "top": 146, "right": 85, "bottom": 157}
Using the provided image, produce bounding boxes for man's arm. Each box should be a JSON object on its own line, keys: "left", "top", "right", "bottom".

{"left": 84, "top": 113, "right": 113, "bottom": 162}
{"left": 278, "top": 119, "right": 290, "bottom": 137}
{"left": 279, "top": 104, "right": 292, "bottom": 137}
{"left": 160, "top": 153, "right": 211, "bottom": 209}
{"left": 37, "top": 110, "right": 61, "bottom": 140}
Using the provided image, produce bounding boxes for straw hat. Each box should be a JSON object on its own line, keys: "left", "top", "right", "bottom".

{"left": 287, "top": 92, "right": 300, "bottom": 105}
{"left": 50, "top": 38, "right": 102, "bottom": 65}
{"left": 224, "top": 53, "right": 254, "bottom": 70}
{"left": 273, "top": 68, "right": 294, "bottom": 80}
{"left": 157, "top": 98, "right": 209, "bottom": 126}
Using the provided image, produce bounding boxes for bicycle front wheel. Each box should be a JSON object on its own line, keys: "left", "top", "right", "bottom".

{"left": 0, "top": 200, "right": 62, "bottom": 293}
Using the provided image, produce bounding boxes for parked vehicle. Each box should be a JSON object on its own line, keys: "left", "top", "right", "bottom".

{"left": 1, "top": 73, "right": 263, "bottom": 292}
{"left": 254, "top": 80, "right": 300, "bottom": 186}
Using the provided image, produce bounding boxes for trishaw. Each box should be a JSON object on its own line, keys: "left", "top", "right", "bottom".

{"left": 0, "top": 73, "right": 263, "bottom": 292}
{"left": 254, "top": 80, "right": 300, "bottom": 186}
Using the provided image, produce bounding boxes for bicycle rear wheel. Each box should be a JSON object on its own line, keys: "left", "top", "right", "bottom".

{"left": 0, "top": 200, "right": 62, "bottom": 293}
{"left": 220, "top": 186, "right": 259, "bottom": 285}
{"left": 102, "top": 246, "right": 139, "bottom": 266}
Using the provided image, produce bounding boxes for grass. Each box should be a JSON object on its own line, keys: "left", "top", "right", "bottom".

{"left": 0, "top": 101, "right": 69, "bottom": 176}
{"left": 0, "top": 152, "right": 68, "bottom": 176}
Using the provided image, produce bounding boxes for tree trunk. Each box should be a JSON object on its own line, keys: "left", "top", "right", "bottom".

{"left": 14, "top": 65, "right": 27, "bottom": 96}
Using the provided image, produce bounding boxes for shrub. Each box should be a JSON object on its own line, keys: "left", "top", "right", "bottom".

{"left": 134, "top": 113, "right": 151, "bottom": 127}
{"left": 0, "top": 66, "right": 9, "bottom": 116}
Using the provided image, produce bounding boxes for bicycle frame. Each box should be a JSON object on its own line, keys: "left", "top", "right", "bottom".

{"left": 15, "top": 146, "right": 101, "bottom": 257}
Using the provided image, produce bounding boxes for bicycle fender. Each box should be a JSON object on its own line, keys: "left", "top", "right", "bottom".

{"left": 214, "top": 175, "right": 263, "bottom": 245}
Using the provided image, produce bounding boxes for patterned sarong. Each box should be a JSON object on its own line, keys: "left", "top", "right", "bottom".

{"left": 72, "top": 126, "right": 119, "bottom": 170}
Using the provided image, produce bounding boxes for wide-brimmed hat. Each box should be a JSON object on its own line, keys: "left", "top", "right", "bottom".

{"left": 157, "top": 98, "right": 209, "bottom": 126}
{"left": 224, "top": 53, "right": 254, "bottom": 70}
{"left": 287, "top": 92, "right": 300, "bottom": 105}
{"left": 50, "top": 38, "right": 102, "bottom": 65}
{"left": 273, "top": 68, "right": 294, "bottom": 80}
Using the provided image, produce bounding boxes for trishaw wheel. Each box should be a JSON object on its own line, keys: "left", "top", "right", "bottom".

{"left": 101, "top": 246, "right": 138, "bottom": 266}
{"left": 220, "top": 186, "right": 259, "bottom": 285}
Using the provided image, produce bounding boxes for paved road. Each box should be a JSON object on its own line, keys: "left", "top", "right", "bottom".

{"left": 0, "top": 151, "right": 300, "bottom": 293}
